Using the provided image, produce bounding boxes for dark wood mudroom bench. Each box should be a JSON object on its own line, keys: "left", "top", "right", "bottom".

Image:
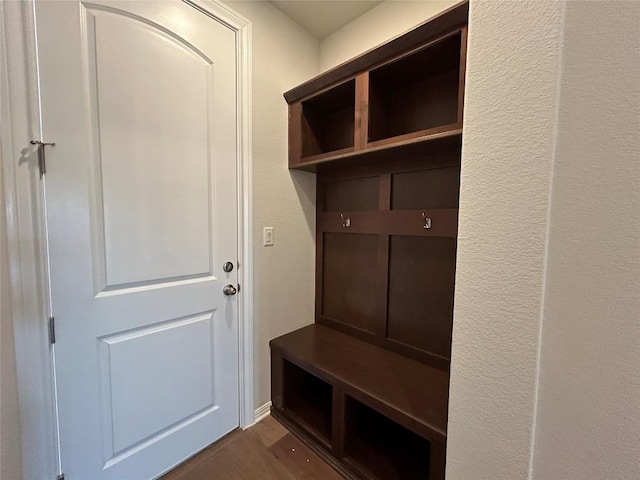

{"left": 271, "top": 1, "right": 468, "bottom": 479}
{"left": 271, "top": 324, "right": 450, "bottom": 480}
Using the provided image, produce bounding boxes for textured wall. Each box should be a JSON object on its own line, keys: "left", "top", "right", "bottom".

{"left": 446, "top": 2, "right": 563, "bottom": 478}
{"left": 319, "top": 0, "right": 458, "bottom": 71}
{"left": 532, "top": 2, "right": 640, "bottom": 479}
{"left": 220, "top": 1, "right": 319, "bottom": 411}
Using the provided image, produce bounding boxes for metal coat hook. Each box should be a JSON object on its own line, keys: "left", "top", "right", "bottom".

{"left": 30, "top": 140, "right": 56, "bottom": 177}
{"left": 340, "top": 213, "right": 351, "bottom": 228}
{"left": 422, "top": 212, "right": 432, "bottom": 229}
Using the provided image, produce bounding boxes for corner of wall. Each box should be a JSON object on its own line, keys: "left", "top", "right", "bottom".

{"left": 318, "top": 0, "right": 459, "bottom": 72}
{"left": 220, "top": 0, "right": 321, "bottom": 410}
{"left": 446, "top": 1, "right": 564, "bottom": 478}
{"left": 531, "top": 2, "right": 640, "bottom": 478}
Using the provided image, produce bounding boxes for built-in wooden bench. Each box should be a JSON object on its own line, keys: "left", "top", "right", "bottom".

{"left": 271, "top": 2, "right": 468, "bottom": 479}
{"left": 271, "top": 324, "right": 450, "bottom": 480}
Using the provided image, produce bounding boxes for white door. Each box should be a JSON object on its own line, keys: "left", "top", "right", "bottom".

{"left": 35, "top": 1, "right": 240, "bottom": 478}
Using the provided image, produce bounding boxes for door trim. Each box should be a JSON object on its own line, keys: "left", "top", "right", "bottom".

{"left": 0, "top": 1, "right": 254, "bottom": 478}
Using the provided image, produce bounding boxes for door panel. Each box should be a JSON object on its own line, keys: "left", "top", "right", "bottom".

{"left": 36, "top": 1, "right": 239, "bottom": 478}
{"left": 87, "top": 6, "right": 214, "bottom": 287}
{"left": 99, "top": 312, "right": 215, "bottom": 458}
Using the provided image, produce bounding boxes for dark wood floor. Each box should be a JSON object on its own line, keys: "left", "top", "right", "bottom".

{"left": 160, "top": 415, "right": 344, "bottom": 480}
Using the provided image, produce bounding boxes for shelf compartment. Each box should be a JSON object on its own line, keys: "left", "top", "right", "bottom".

{"left": 282, "top": 359, "right": 333, "bottom": 445}
{"left": 291, "top": 126, "right": 462, "bottom": 173}
{"left": 368, "top": 31, "right": 462, "bottom": 144}
{"left": 345, "top": 396, "right": 431, "bottom": 480}
{"left": 301, "top": 79, "right": 356, "bottom": 160}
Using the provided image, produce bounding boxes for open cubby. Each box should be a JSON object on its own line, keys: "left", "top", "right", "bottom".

{"left": 345, "top": 396, "right": 431, "bottom": 480}
{"left": 282, "top": 360, "right": 333, "bottom": 444}
{"left": 368, "top": 31, "right": 462, "bottom": 143}
{"left": 301, "top": 79, "right": 356, "bottom": 159}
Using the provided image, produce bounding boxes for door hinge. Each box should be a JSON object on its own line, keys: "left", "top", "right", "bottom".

{"left": 49, "top": 316, "right": 56, "bottom": 344}
{"left": 29, "top": 140, "right": 55, "bottom": 178}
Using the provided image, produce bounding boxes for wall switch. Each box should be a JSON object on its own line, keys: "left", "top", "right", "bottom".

{"left": 263, "top": 227, "right": 274, "bottom": 246}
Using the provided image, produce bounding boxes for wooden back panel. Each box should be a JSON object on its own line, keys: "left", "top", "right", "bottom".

{"left": 316, "top": 146, "right": 461, "bottom": 371}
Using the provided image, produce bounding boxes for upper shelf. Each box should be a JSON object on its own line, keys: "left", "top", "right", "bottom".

{"left": 285, "top": 1, "right": 468, "bottom": 171}
{"left": 291, "top": 126, "right": 463, "bottom": 173}
{"left": 283, "top": 0, "right": 469, "bottom": 104}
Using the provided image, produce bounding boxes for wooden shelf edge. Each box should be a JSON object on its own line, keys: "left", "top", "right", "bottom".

{"left": 366, "top": 123, "right": 462, "bottom": 149}
{"left": 299, "top": 146, "right": 355, "bottom": 165}
{"left": 290, "top": 127, "right": 463, "bottom": 172}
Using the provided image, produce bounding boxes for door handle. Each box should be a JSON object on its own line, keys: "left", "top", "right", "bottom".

{"left": 223, "top": 284, "right": 237, "bottom": 296}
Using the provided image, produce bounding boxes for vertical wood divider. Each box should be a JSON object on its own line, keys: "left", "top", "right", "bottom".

{"left": 429, "top": 441, "right": 447, "bottom": 480}
{"left": 379, "top": 175, "right": 391, "bottom": 211}
{"left": 332, "top": 388, "right": 345, "bottom": 458}
{"left": 289, "top": 102, "right": 303, "bottom": 166}
{"left": 270, "top": 350, "right": 284, "bottom": 409}
{"left": 354, "top": 73, "right": 369, "bottom": 151}
{"left": 375, "top": 174, "right": 392, "bottom": 337}
{"left": 457, "top": 27, "right": 468, "bottom": 124}
{"left": 315, "top": 178, "right": 325, "bottom": 321}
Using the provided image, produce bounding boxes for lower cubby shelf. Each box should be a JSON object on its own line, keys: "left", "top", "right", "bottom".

{"left": 270, "top": 324, "right": 448, "bottom": 480}
{"left": 344, "top": 396, "right": 431, "bottom": 480}
{"left": 282, "top": 360, "right": 333, "bottom": 447}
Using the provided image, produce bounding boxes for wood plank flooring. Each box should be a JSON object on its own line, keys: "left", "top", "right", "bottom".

{"left": 160, "top": 415, "right": 345, "bottom": 480}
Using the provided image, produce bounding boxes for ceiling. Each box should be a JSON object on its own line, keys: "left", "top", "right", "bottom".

{"left": 270, "top": 1, "right": 383, "bottom": 40}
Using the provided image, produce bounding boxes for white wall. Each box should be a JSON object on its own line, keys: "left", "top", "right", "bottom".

{"left": 220, "top": 1, "right": 320, "bottom": 411}
{"left": 446, "top": 2, "right": 564, "bottom": 478}
{"left": 320, "top": 0, "right": 459, "bottom": 71}
{"left": 532, "top": 2, "right": 640, "bottom": 479}
{"left": 1, "top": 3, "right": 56, "bottom": 479}
{"left": 0, "top": 12, "right": 23, "bottom": 473}
{"left": 1, "top": 136, "right": 23, "bottom": 480}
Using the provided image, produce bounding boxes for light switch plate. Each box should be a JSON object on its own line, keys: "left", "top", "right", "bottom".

{"left": 263, "top": 227, "right": 274, "bottom": 246}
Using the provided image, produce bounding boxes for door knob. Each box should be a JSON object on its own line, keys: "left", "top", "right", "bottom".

{"left": 223, "top": 284, "right": 237, "bottom": 296}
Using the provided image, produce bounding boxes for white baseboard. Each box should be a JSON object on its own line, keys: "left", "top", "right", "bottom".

{"left": 253, "top": 401, "right": 272, "bottom": 425}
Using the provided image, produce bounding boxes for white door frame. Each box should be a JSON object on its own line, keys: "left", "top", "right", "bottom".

{"left": 0, "top": 1, "right": 253, "bottom": 478}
